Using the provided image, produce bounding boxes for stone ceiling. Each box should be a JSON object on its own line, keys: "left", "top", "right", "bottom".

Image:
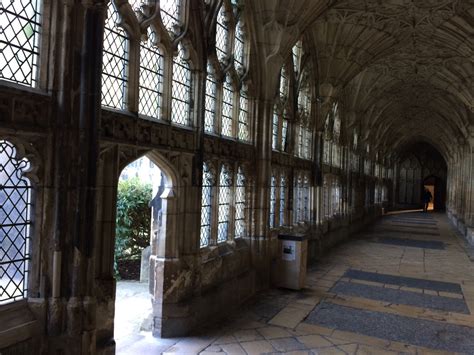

{"left": 250, "top": 0, "right": 473, "bottom": 161}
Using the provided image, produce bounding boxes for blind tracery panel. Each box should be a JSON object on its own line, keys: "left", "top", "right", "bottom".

{"left": 171, "top": 46, "right": 192, "bottom": 126}
{"left": 138, "top": 29, "right": 163, "bottom": 119}
{"left": 0, "top": 140, "right": 33, "bottom": 305}
{"left": 1, "top": 0, "right": 41, "bottom": 87}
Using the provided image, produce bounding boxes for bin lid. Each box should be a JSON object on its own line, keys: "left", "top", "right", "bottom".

{"left": 278, "top": 233, "right": 307, "bottom": 241}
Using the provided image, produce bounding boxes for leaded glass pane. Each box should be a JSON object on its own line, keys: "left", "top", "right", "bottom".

{"left": 279, "top": 67, "right": 287, "bottom": 98}
{"left": 234, "top": 167, "right": 245, "bottom": 238}
{"left": 0, "top": 0, "right": 41, "bottom": 87}
{"left": 0, "top": 140, "right": 32, "bottom": 305}
{"left": 221, "top": 77, "right": 233, "bottom": 137}
{"left": 269, "top": 175, "right": 276, "bottom": 228}
{"left": 292, "top": 40, "right": 302, "bottom": 74}
{"left": 205, "top": 75, "right": 217, "bottom": 133}
{"left": 272, "top": 112, "right": 279, "bottom": 151}
{"left": 217, "top": 165, "right": 231, "bottom": 243}
{"left": 238, "top": 87, "right": 249, "bottom": 141}
{"left": 281, "top": 119, "right": 288, "bottom": 152}
{"left": 200, "top": 163, "right": 213, "bottom": 248}
{"left": 234, "top": 21, "right": 245, "bottom": 69}
{"left": 102, "top": 2, "right": 128, "bottom": 110}
{"left": 279, "top": 175, "right": 286, "bottom": 226}
{"left": 139, "top": 29, "right": 163, "bottom": 119}
{"left": 215, "top": 4, "right": 229, "bottom": 62}
{"left": 161, "top": 0, "right": 180, "bottom": 36}
{"left": 171, "top": 46, "right": 192, "bottom": 126}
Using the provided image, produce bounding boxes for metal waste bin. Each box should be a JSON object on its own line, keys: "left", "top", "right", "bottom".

{"left": 274, "top": 233, "right": 308, "bottom": 290}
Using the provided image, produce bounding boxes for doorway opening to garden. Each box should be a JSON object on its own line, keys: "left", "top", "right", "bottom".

{"left": 114, "top": 155, "right": 166, "bottom": 349}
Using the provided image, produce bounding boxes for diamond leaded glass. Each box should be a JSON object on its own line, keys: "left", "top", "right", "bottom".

{"left": 234, "top": 167, "right": 245, "bottom": 238}
{"left": 279, "top": 174, "right": 286, "bottom": 226}
{"left": 272, "top": 110, "right": 279, "bottom": 150}
{"left": 215, "top": 4, "right": 228, "bottom": 62}
{"left": 139, "top": 28, "right": 163, "bottom": 119}
{"left": 269, "top": 175, "right": 276, "bottom": 228}
{"left": 234, "top": 21, "right": 245, "bottom": 69}
{"left": 217, "top": 165, "right": 231, "bottom": 243}
{"left": 161, "top": 0, "right": 180, "bottom": 36}
{"left": 0, "top": 140, "right": 32, "bottom": 305}
{"left": 238, "top": 86, "right": 249, "bottom": 141}
{"left": 0, "top": 0, "right": 41, "bottom": 87}
{"left": 102, "top": 2, "right": 128, "bottom": 110}
{"left": 171, "top": 46, "right": 192, "bottom": 126}
{"left": 221, "top": 77, "right": 234, "bottom": 137}
{"left": 281, "top": 119, "right": 288, "bottom": 152}
{"left": 204, "top": 74, "right": 217, "bottom": 133}
{"left": 200, "top": 163, "right": 213, "bottom": 248}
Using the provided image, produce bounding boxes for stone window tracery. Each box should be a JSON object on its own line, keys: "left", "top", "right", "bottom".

{"left": 295, "top": 172, "right": 310, "bottom": 223}
{"left": 205, "top": 1, "right": 250, "bottom": 142}
{"left": 200, "top": 161, "right": 248, "bottom": 248}
{"left": 269, "top": 170, "right": 288, "bottom": 228}
{"left": 0, "top": 0, "right": 42, "bottom": 87}
{"left": 0, "top": 140, "right": 33, "bottom": 305}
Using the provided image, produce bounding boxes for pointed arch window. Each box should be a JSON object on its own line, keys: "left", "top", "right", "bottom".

{"left": 205, "top": 72, "right": 217, "bottom": 133}
{"left": 160, "top": 0, "right": 181, "bottom": 36}
{"left": 292, "top": 40, "right": 302, "bottom": 75}
{"left": 217, "top": 165, "right": 232, "bottom": 243}
{"left": 171, "top": 45, "right": 192, "bottom": 126}
{"left": 0, "top": 140, "right": 33, "bottom": 305}
{"left": 200, "top": 163, "right": 213, "bottom": 248}
{"left": 1, "top": 0, "right": 42, "bottom": 87}
{"left": 221, "top": 76, "right": 234, "bottom": 137}
{"left": 138, "top": 28, "right": 164, "bottom": 119}
{"left": 102, "top": 1, "right": 129, "bottom": 110}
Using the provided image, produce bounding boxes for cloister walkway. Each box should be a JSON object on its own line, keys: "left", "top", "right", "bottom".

{"left": 118, "top": 212, "right": 474, "bottom": 354}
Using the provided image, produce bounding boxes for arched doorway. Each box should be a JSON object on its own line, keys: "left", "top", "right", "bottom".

{"left": 423, "top": 175, "right": 446, "bottom": 211}
{"left": 112, "top": 152, "right": 177, "bottom": 350}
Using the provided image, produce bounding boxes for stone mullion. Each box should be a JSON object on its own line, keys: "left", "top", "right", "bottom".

{"left": 127, "top": 36, "right": 140, "bottom": 113}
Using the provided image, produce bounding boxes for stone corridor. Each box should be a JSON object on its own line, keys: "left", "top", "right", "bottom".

{"left": 117, "top": 213, "right": 474, "bottom": 355}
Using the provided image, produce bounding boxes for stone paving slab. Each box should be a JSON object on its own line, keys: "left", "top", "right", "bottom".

{"left": 388, "top": 219, "right": 438, "bottom": 225}
{"left": 305, "top": 301, "right": 474, "bottom": 353}
{"left": 343, "top": 269, "right": 463, "bottom": 294}
{"left": 371, "top": 228, "right": 441, "bottom": 237}
{"left": 330, "top": 281, "right": 470, "bottom": 314}
{"left": 372, "top": 236, "right": 445, "bottom": 250}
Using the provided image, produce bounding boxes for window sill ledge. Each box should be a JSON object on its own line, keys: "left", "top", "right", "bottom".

{"left": 0, "top": 300, "right": 39, "bottom": 349}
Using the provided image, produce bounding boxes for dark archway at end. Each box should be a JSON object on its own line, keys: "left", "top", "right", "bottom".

{"left": 395, "top": 142, "right": 447, "bottom": 211}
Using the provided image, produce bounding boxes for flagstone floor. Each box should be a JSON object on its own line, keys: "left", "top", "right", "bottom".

{"left": 117, "top": 212, "right": 474, "bottom": 354}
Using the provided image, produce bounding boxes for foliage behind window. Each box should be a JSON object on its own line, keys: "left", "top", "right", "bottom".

{"left": 115, "top": 177, "right": 152, "bottom": 263}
